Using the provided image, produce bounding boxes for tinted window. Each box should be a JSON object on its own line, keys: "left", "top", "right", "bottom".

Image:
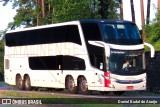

{"left": 66, "top": 25, "right": 81, "bottom": 45}
{"left": 5, "top": 25, "right": 81, "bottom": 47}
{"left": 63, "top": 56, "right": 85, "bottom": 70}
{"left": 29, "top": 56, "right": 62, "bottom": 70}
{"left": 102, "top": 23, "right": 143, "bottom": 45}
{"left": 81, "top": 23, "right": 106, "bottom": 71}
{"left": 29, "top": 56, "right": 85, "bottom": 70}
{"left": 81, "top": 23, "right": 102, "bottom": 41}
{"left": 109, "top": 49, "right": 145, "bottom": 75}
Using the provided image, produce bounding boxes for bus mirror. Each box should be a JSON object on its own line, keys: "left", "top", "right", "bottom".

{"left": 144, "top": 42, "right": 155, "bottom": 58}
{"left": 88, "top": 41, "right": 104, "bottom": 47}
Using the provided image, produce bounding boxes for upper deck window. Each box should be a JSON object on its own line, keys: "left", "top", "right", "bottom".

{"left": 102, "top": 23, "right": 143, "bottom": 45}
{"left": 5, "top": 25, "right": 81, "bottom": 47}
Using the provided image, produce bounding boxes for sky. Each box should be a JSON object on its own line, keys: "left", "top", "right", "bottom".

{"left": 0, "top": 1, "right": 16, "bottom": 31}
{"left": 0, "top": 0, "right": 158, "bottom": 31}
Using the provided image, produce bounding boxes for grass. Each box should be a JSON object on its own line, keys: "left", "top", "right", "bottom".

{"left": 0, "top": 90, "right": 66, "bottom": 98}
{"left": 0, "top": 90, "right": 123, "bottom": 106}
{"left": 0, "top": 90, "right": 160, "bottom": 106}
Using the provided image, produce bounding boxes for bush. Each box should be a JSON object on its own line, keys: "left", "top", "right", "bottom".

{"left": 0, "top": 40, "right": 4, "bottom": 74}
{"left": 144, "top": 11, "right": 160, "bottom": 51}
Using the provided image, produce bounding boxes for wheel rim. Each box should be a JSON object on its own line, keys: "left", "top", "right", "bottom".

{"left": 17, "top": 77, "right": 22, "bottom": 88}
{"left": 80, "top": 79, "right": 88, "bottom": 91}
{"left": 68, "top": 77, "right": 75, "bottom": 91}
{"left": 25, "top": 78, "right": 30, "bottom": 89}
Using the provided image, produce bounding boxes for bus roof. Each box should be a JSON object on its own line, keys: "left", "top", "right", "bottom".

{"left": 80, "top": 19, "right": 135, "bottom": 24}
{"left": 6, "top": 20, "right": 80, "bottom": 34}
{"left": 6, "top": 19, "right": 134, "bottom": 34}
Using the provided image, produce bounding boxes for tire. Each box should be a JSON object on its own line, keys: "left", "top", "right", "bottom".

{"left": 66, "top": 76, "right": 77, "bottom": 94}
{"left": 16, "top": 75, "right": 24, "bottom": 90}
{"left": 24, "top": 76, "right": 32, "bottom": 91}
{"left": 113, "top": 91, "right": 124, "bottom": 96}
{"left": 78, "top": 77, "right": 88, "bottom": 94}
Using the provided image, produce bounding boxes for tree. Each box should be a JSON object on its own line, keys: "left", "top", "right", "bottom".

{"left": 4, "top": 0, "right": 38, "bottom": 28}
{"left": 49, "top": 0, "right": 101, "bottom": 23}
{"left": 99, "top": 0, "right": 119, "bottom": 19}
{"left": 4, "top": 0, "right": 119, "bottom": 29}
{"left": 145, "top": 11, "right": 160, "bottom": 50}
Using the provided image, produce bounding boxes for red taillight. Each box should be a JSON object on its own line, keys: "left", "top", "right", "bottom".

{"left": 104, "top": 72, "right": 110, "bottom": 77}
{"left": 104, "top": 72, "right": 111, "bottom": 87}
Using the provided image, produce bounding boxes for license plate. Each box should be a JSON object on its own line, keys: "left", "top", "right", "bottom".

{"left": 127, "top": 86, "right": 134, "bottom": 90}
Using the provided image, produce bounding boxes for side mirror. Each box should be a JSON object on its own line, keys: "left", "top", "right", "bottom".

{"left": 144, "top": 42, "right": 155, "bottom": 58}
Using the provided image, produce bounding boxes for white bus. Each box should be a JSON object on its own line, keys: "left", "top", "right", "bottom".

{"left": 4, "top": 20, "right": 154, "bottom": 95}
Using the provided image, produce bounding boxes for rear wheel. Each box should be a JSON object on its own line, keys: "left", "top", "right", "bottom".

{"left": 66, "top": 76, "right": 77, "bottom": 94}
{"left": 78, "top": 77, "right": 88, "bottom": 94}
{"left": 24, "top": 76, "right": 32, "bottom": 91}
{"left": 16, "top": 75, "right": 24, "bottom": 90}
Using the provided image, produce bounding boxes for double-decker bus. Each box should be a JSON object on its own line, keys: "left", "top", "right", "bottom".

{"left": 4, "top": 20, "right": 154, "bottom": 95}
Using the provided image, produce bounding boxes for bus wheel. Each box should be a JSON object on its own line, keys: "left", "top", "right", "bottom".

{"left": 113, "top": 91, "right": 124, "bottom": 96}
{"left": 24, "top": 76, "right": 32, "bottom": 91}
{"left": 16, "top": 75, "right": 24, "bottom": 90}
{"left": 66, "top": 76, "right": 77, "bottom": 94}
{"left": 78, "top": 77, "right": 88, "bottom": 94}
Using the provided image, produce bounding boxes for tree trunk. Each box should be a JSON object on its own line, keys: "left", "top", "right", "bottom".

{"left": 99, "top": 0, "right": 106, "bottom": 19}
{"left": 41, "top": 0, "right": 45, "bottom": 18}
{"left": 158, "top": 0, "right": 160, "bottom": 11}
{"left": 119, "top": 0, "right": 123, "bottom": 19}
{"left": 146, "top": 0, "right": 151, "bottom": 24}
{"left": 130, "top": 0, "right": 135, "bottom": 23}
{"left": 140, "top": 0, "right": 146, "bottom": 41}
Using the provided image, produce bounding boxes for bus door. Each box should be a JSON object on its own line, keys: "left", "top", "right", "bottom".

{"left": 54, "top": 56, "right": 63, "bottom": 85}
{"left": 92, "top": 53, "right": 106, "bottom": 86}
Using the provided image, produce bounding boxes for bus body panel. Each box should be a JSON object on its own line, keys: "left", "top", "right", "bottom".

{"left": 4, "top": 20, "right": 151, "bottom": 93}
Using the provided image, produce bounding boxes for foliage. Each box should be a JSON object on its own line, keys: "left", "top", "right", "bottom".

{"left": 99, "top": 0, "right": 119, "bottom": 19}
{"left": 48, "top": 0, "right": 101, "bottom": 23}
{"left": 0, "top": 40, "right": 4, "bottom": 74}
{"left": 3, "top": 0, "right": 120, "bottom": 29}
{"left": 145, "top": 11, "right": 160, "bottom": 51}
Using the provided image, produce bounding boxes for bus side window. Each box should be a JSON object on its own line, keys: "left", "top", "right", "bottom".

{"left": 65, "top": 25, "right": 82, "bottom": 45}
{"left": 81, "top": 23, "right": 106, "bottom": 71}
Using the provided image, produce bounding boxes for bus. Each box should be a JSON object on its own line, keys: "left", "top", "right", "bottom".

{"left": 4, "top": 20, "right": 154, "bottom": 95}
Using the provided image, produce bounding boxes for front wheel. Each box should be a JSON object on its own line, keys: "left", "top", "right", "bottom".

{"left": 78, "top": 77, "right": 88, "bottom": 94}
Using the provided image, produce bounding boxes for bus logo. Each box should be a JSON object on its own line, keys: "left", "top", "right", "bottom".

{"left": 2, "top": 99, "right": 11, "bottom": 104}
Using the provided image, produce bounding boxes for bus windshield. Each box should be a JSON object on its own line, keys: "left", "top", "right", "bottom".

{"left": 102, "top": 23, "right": 143, "bottom": 45}
{"left": 108, "top": 50, "right": 146, "bottom": 75}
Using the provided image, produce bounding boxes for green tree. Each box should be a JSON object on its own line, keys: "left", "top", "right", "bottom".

{"left": 145, "top": 11, "right": 160, "bottom": 50}
{"left": 49, "top": 0, "right": 101, "bottom": 23}
{"left": 99, "top": 0, "right": 119, "bottom": 19}
{"left": 4, "top": 0, "right": 119, "bottom": 29}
